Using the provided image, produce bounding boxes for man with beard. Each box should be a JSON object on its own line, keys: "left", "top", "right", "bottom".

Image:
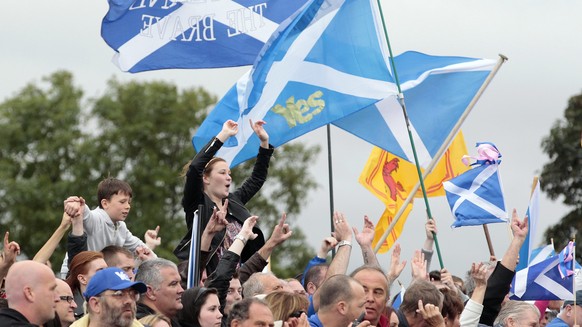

{"left": 71, "top": 267, "right": 146, "bottom": 327}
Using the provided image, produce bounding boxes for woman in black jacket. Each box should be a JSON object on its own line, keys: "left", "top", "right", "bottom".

{"left": 174, "top": 119, "right": 274, "bottom": 275}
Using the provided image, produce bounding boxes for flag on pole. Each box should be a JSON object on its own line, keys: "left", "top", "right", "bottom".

{"left": 194, "top": 0, "right": 398, "bottom": 166}
{"left": 193, "top": 1, "right": 496, "bottom": 167}
{"left": 333, "top": 52, "right": 495, "bottom": 167}
{"left": 443, "top": 142, "right": 508, "bottom": 228}
{"left": 359, "top": 131, "right": 469, "bottom": 209}
{"left": 511, "top": 242, "right": 580, "bottom": 300}
{"left": 101, "top": 0, "right": 308, "bottom": 72}
{"left": 517, "top": 179, "right": 541, "bottom": 271}
{"left": 529, "top": 244, "right": 556, "bottom": 265}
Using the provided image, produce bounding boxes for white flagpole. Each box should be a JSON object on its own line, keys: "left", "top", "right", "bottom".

{"left": 373, "top": 54, "right": 508, "bottom": 253}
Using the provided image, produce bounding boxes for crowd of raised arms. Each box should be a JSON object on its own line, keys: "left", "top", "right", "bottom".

{"left": 0, "top": 119, "right": 578, "bottom": 327}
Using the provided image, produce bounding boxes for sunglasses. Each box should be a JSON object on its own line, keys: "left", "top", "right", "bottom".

{"left": 289, "top": 310, "right": 306, "bottom": 319}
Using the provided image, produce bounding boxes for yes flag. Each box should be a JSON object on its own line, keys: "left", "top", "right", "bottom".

{"left": 194, "top": 0, "right": 396, "bottom": 166}
{"left": 333, "top": 52, "right": 495, "bottom": 167}
{"left": 193, "top": 0, "right": 496, "bottom": 167}
{"left": 101, "top": 0, "right": 308, "bottom": 72}
{"left": 517, "top": 179, "right": 541, "bottom": 271}
{"left": 443, "top": 143, "right": 507, "bottom": 228}
{"left": 511, "top": 242, "right": 580, "bottom": 300}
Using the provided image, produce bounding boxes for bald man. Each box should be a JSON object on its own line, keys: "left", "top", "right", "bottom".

{"left": 0, "top": 260, "right": 59, "bottom": 326}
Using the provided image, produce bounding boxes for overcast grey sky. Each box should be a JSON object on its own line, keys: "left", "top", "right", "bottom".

{"left": 2, "top": 1, "right": 581, "bottom": 285}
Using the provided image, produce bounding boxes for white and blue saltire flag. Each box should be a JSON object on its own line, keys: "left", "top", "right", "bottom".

{"left": 193, "top": 0, "right": 496, "bottom": 166}
{"left": 333, "top": 52, "right": 496, "bottom": 167}
{"left": 194, "top": 0, "right": 394, "bottom": 165}
{"left": 517, "top": 179, "right": 541, "bottom": 271}
{"left": 511, "top": 242, "right": 580, "bottom": 300}
{"left": 101, "top": 0, "right": 308, "bottom": 72}
{"left": 529, "top": 244, "right": 556, "bottom": 265}
{"left": 443, "top": 163, "right": 508, "bottom": 228}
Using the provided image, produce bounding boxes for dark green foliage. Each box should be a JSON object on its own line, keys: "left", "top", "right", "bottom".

{"left": 541, "top": 91, "right": 582, "bottom": 259}
{"left": 0, "top": 72, "right": 319, "bottom": 274}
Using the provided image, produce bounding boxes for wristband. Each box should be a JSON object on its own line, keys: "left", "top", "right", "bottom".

{"left": 234, "top": 234, "right": 248, "bottom": 245}
{"left": 337, "top": 240, "right": 352, "bottom": 248}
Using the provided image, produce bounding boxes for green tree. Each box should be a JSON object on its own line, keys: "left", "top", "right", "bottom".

{"left": 0, "top": 72, "right": 320, "bottom": 275}
{"left": 541, "top": 91, "right": 582, "bottom": 260}
{"left": 0, "top": 71, "right": 86, "bottom": 259}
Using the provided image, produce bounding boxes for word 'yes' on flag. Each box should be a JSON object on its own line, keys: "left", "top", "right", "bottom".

{"left": 101, "top": 0, "right": 308, "bottom": 72}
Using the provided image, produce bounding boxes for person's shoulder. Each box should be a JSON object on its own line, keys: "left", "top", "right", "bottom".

{"left": 546, "top": 317, "right": 568, "bottom": 327}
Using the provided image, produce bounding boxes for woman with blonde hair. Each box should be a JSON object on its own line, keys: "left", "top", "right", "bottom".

{"left": 264, "top": 291, "right": 309, "bottom": 327}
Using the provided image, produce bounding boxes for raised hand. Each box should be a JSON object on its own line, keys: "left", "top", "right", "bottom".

{"left": 250, "top": 119, "right": 269, "bottom": 143}
{"left": 417, "top": 300, "right": 445, "bottom": 327}
{"left": 205, "top": 199, "right": 230, "bottom": 235}
{"left": 425, "top": 219, "right": 437, "bottom": 240}
{"left": 353, "top": 215, "right": 375, "bottom": 247}
{"left": 1, "top": 231, "right": 20, "bottom": 265}
{"left": 240, "top": 216, "right": 259, "bottom": 241}
{"left": 510, "top": 209, "right": 528, "bottom": 240}
{"left": 145, "top": 225, "right": 162, "bottom": 250}
{"left": 317, "top": 236, "right": 338, "bottom": 258}
{"left": 333, "top": 212, "right": 352, "bottom": 242}
{"left": 64, "top": 196, "right": 85, "bottom": 217}
{"left": 411, "top": 249, "right": 427, "bottom": 280}
{"left": 267, "top": 212, "right": 293, "bottom": 247}
{"left": 387, "top": 243, "right": 406, "bottom": 284}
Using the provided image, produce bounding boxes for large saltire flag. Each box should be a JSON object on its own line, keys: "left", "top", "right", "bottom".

{"left": 517, "top": 179, "right": 541, "bottom": 271}
{"left": 101, "top": 0, "right": 308, "bottom": 72}
{"left": 194, "top": 0, "right": 394, "bottom": 166}
{"left": 360, "top": 131, "right": 469, "bottom": 209}
{"left": 511, "top": 241, "right": 580, "bottom": 300}
{"left": 193, "top": 0, "right": 496, "bottom": 167}
{"left": 443, "top": 142, "right": 508, "bottom": 228}
{"left": 333, "top": 52, "right": 496, "bottom": 167}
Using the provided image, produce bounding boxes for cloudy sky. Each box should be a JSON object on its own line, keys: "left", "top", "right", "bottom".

{"left": 2, "top": 1, "right": 581, "bottom": 284}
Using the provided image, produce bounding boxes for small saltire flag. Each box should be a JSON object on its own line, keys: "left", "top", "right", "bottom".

{"left": 511, "top": 242, "right": 580, "bottom": 300}
{"left": 359, "top": 131, "right": 469, "bottom": 209}
{"left": 517, "top": 179, "right": 541, "bottom": 271}
{"left": 333, "top": 52, "right": 496, "bottom": 167}
{"left": 194, "top": 0, "right": 397, "bottom": 166}
{"left": 372, "top": 204, "right": 413, "bottom": 253}
{"left": 101, "top": 0, "right": 308, "bottom": 72}
{"left": 443, "top": 142, "right": 508, "bottom": 228}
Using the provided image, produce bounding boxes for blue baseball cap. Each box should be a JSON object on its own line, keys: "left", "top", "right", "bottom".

{"left": 83, "top": 267, "right": 147, "bottom": 300}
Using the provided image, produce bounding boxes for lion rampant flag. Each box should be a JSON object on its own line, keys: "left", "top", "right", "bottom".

{"left": 359, "top": 132, "right": 469, "bottom": 253}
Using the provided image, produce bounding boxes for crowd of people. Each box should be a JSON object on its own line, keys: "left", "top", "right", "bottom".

{"left": 0, "top": 119, "right": 579, "bottom": 327}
